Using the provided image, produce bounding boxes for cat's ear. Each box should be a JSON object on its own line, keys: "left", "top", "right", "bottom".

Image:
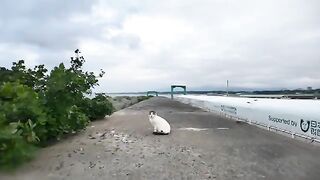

{"left": 149, "top": 110, "right": 156, "bottom": 115}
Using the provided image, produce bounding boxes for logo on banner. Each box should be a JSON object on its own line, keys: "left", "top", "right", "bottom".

{"left": 300, "top": 119, "right": 310, "bottom": 133}
{"left": 267, "top": 115, "right": 320, "bottom": 136}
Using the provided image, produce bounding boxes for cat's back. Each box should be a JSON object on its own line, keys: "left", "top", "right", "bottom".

{"left": 156, "top": 115, "right": 171, "bottom": 128}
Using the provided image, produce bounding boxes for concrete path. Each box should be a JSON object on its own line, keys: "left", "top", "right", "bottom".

{"left": 2, "top": 97, "right": 320, "bottom": 180}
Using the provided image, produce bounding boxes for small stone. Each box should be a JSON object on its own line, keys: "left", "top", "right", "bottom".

{"left": 89, "top": 161, "right": 96, "bottom": 168}
{"left": 55, "top": 161, "right": 64, "bottom": 171}
{"left": 135, "top": 163, "right": 143, "bottom": 168}
{"left": 100, "top": 132, "right": 107, "bottom": 138}
{"left": 258, "top": 175, "right": 266, "bottom": 178}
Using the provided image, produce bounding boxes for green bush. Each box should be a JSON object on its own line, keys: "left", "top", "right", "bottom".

{"left": 137, "top": 95, "right": 152, "bottom": 102}
{"left": 0, "top": 127, "right": 36, "bottom": 169}
{"left": 0, "top": 115, "right": 36, "bottom": 169}
{"left": 0, "top": 50, "right": 112, "bottom": 169}
{"left": 82, "top": 94, "right": 114, "bottom": 120}
{"left": 0, "top": 82, "right": 49, "bottom": 143}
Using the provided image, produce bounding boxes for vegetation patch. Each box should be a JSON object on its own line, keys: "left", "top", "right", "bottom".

{"left": 0, "top": 51, "right": 114, "bottom": 169}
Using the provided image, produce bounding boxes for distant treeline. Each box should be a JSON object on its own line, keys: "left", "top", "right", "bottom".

{"left": 117, "top": 89, "right": 320, "bottom": 95}
{"left": 252, "top": 89, "right": 320, "bottom": 95}
{"left": 156, "top": 89, "right": 320, "bottom": 95}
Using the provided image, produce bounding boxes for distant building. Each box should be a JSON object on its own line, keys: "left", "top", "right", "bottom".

{"left": 307, "top": 87, "right": 313, "bottom": 90}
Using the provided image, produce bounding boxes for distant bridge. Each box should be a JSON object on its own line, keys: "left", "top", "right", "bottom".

{"left": 171, "top": 85, "right": 186, "bottom": 99}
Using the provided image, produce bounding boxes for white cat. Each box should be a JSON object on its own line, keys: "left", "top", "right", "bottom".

{"left": 148, "top": 111, "right": 171, "bottom": 135}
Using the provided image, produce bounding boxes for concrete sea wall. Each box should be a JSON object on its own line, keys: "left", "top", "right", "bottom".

{"left": 176, "top": 95, "right": 320, "bottom": 143}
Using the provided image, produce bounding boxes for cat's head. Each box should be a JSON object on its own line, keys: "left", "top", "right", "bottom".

{"left": 149, "top": 111, "right": 157, "bottom": 119}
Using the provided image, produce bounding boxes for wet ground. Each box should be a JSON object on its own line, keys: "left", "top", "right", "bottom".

{"left": 2, "top": 97, "right": 320, "bottom": 180}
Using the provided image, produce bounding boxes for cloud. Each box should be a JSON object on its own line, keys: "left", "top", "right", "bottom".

{"left": 1, "top": 0, "right": 320, "bottom": 92}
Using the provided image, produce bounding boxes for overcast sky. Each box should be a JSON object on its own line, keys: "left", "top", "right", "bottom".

{"left": 1, "top": 0, "right": 319, "bottom": 92}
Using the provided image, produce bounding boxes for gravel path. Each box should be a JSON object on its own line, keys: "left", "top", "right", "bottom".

{"left": 1, "top": 97, "right": 320, "bottom": 180}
